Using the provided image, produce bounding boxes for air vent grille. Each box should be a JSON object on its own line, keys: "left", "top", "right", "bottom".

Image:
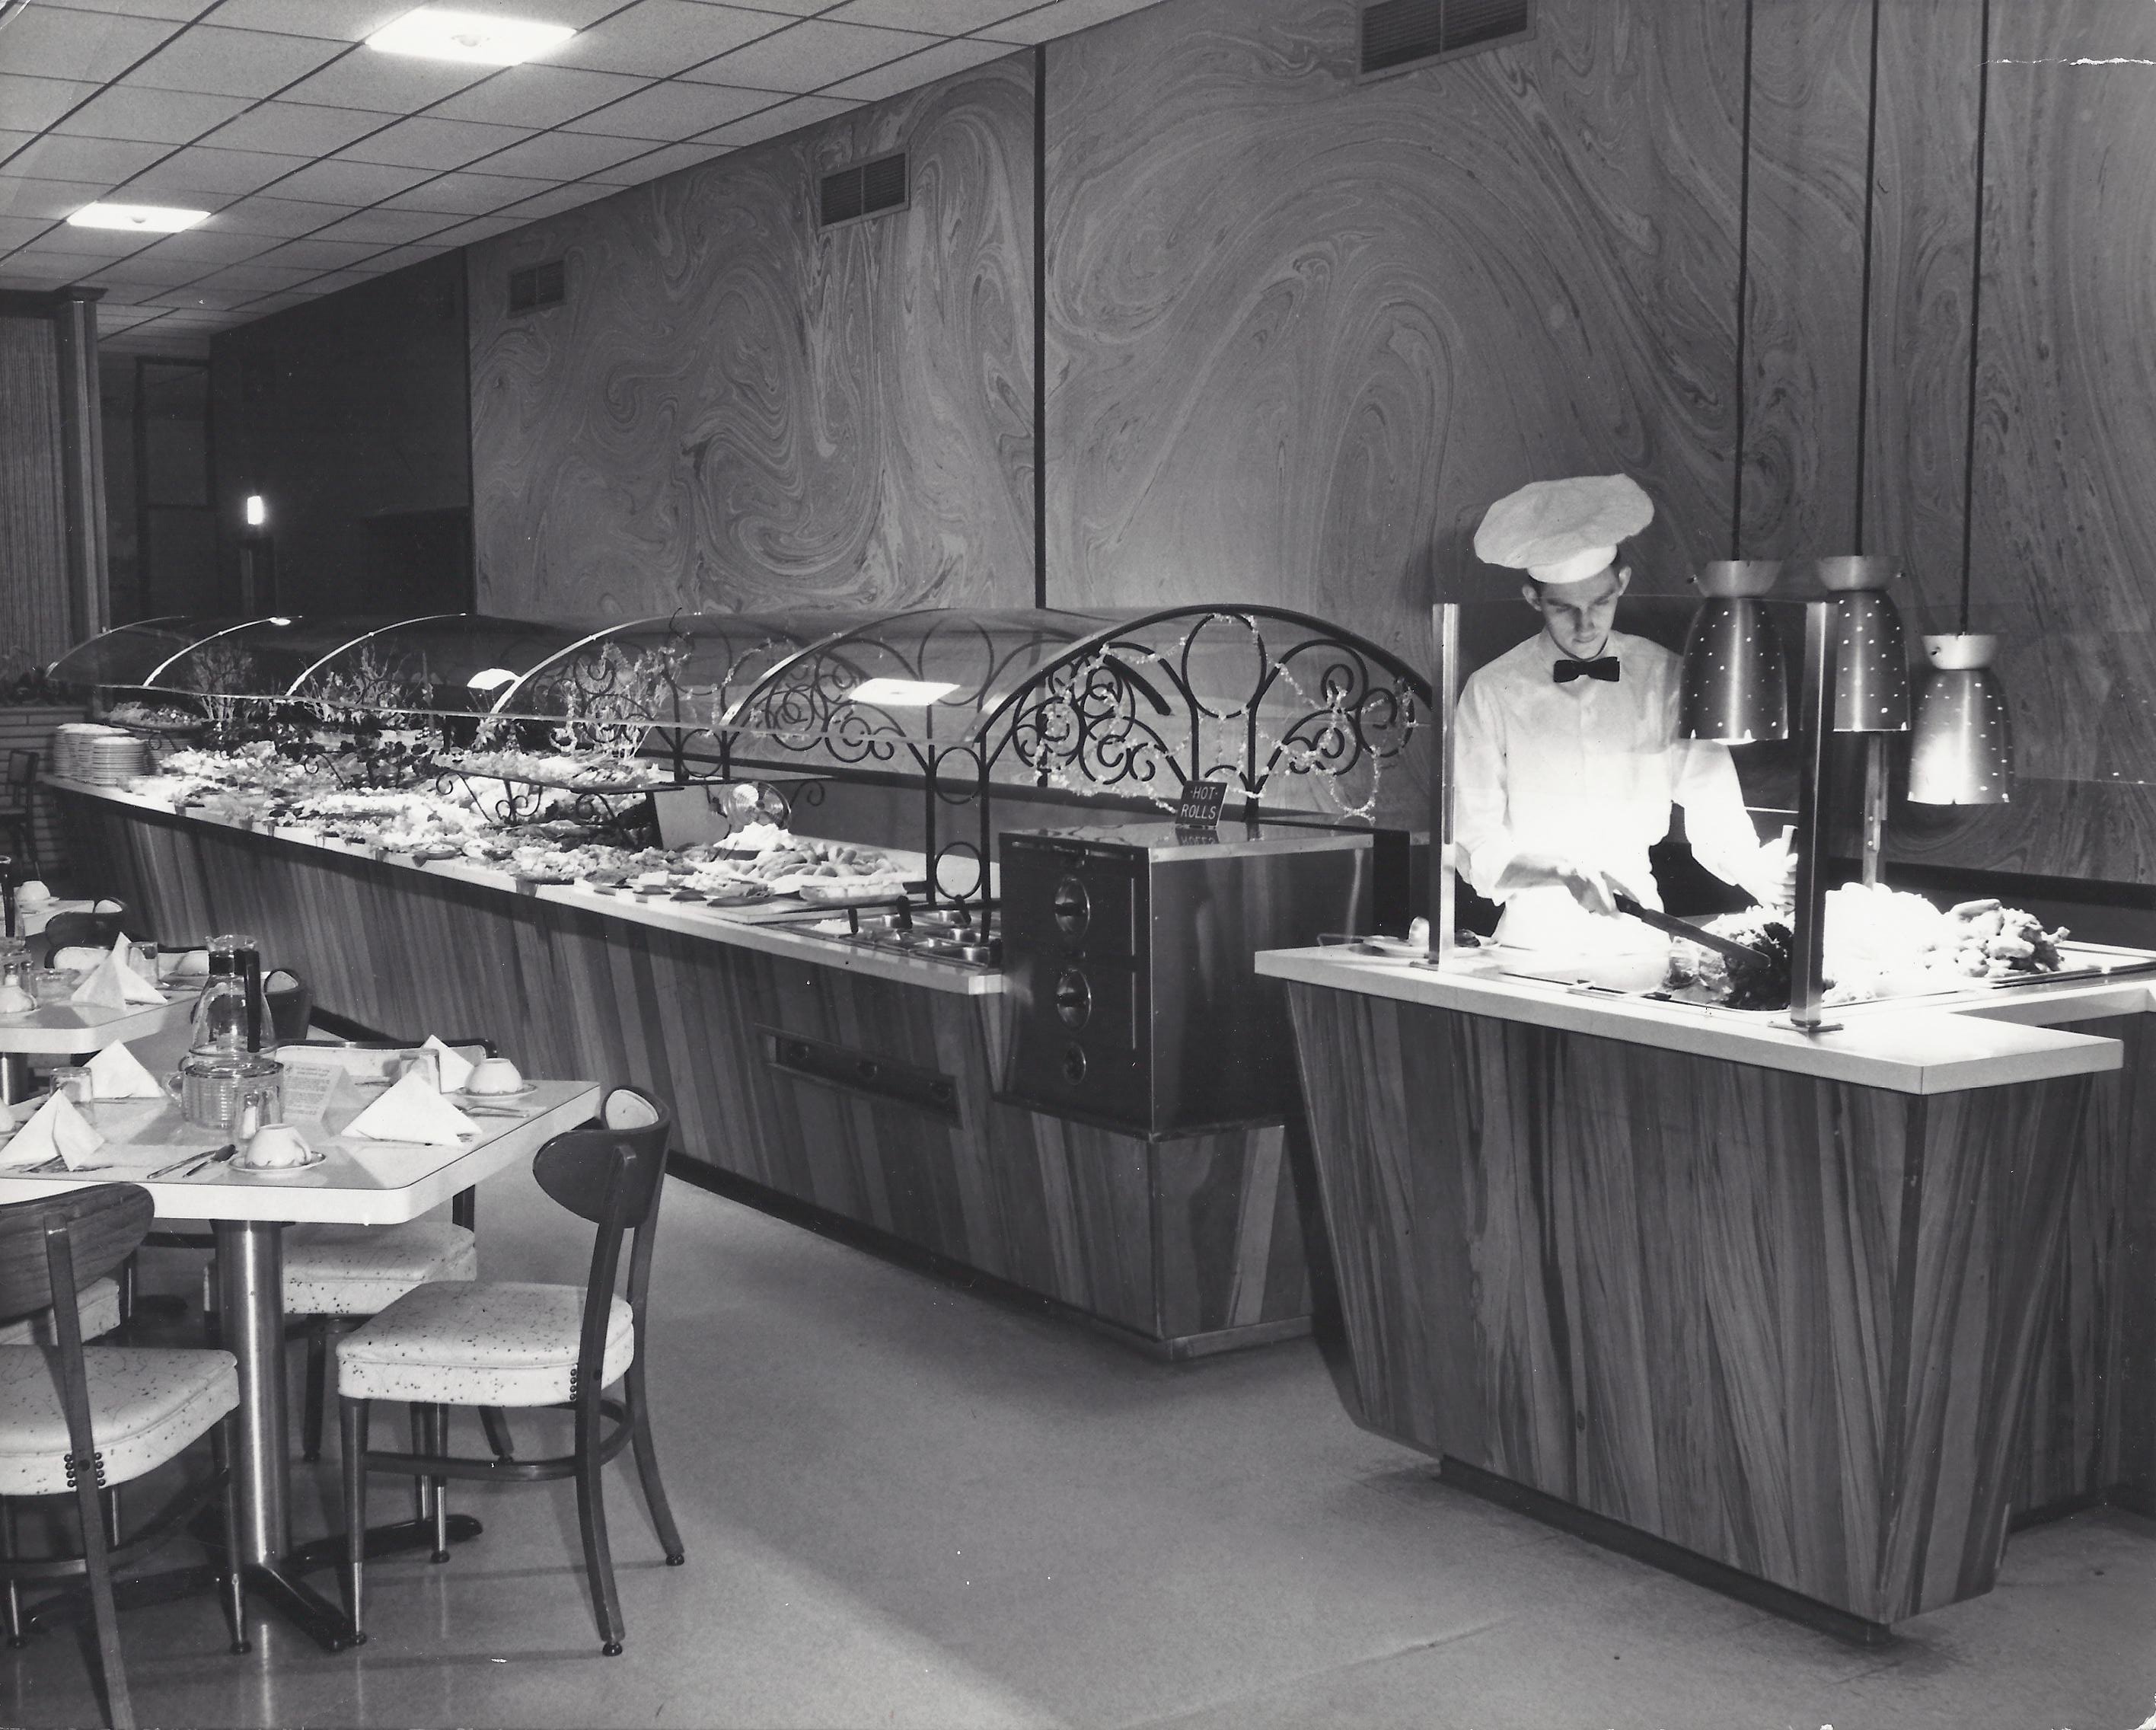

{"left": 1360, "top": 0, "right": 1532, "bottom": 78}
{"left": 506, "top": 259, "right": 565, "bottom": 315}
{"left": 820, "top": 152, "right": 909, "bottom": 229}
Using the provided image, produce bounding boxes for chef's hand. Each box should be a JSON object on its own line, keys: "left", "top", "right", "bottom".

{"left": 1496, "top": 852, "right": 1638, "bottom": 918}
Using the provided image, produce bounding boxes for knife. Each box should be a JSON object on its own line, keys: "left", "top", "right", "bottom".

{"left": 1612, "top": 894, "right": 1769, "bottom": 966}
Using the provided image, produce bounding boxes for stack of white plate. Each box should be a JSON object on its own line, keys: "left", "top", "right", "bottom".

{"left": 53, "top": 723, "right": 126, "bottom": 781}
{"left": 80, "top": 732, "right": 149, "bottom": 787}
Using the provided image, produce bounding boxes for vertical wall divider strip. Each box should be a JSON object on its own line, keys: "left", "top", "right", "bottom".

{"left": 52, "top": 287, "right": 107, "bottom": 643}
{"left": 1954, "top": 0, "right": 1993, "bottom": 635}
{"left": 132, "top": 355, "right": 152, "bottom": 624}
{"left": 1851, "top": 0, "right": 1882, "bottom": 552}
{"left": 1729, "top": 0, "right": 1757, "bottom": 560}
{"left": 1034, "top": 42, "right": 1049, "bottom": 612}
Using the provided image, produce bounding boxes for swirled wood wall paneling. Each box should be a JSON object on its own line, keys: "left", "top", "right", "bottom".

{"left": 0, "top": 313, "right": 72, "bottom": 667}
{"left": 467, "top": 59, "right": 1035, "bottom": 620}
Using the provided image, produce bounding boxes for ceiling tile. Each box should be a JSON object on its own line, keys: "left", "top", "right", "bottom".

{"left": 560, "top": 78, "right": 775, "bottom": 140}
{"left": 378, "top": 168, "right": 551, "bottom": 215}
{"left": 199, "top": 0, "right": 411, "bottom": 40}
{"left": 188, "top": 260, "right": 320, "bottom": 292}
{"left": 412, "top": 212, "right": 527, "bottom": 247}
{"left": 471, "top": 129, "right": 654, "bottom": 180}
{"left": 0, "top": 6, "right": 183, "bottom": 81}
{"left": 122, "top": 145, "right": 306, "bottom": 199}
{"left": 58, "top": 0, "right": 218, "bottom": 20}
{"left": 576, "top": 137, "right": 728, "bottom": 181}
{"left": 820, "top": 34, "right": 1016, "bottom": 100}
{"left": 0, "top": 134, "right": 171, "bottom": 184}
{"left": 309, "top": 206, "right": 459, "bottom": 244}
{"left": 194, "top": 101, "right": 390, "bottom": 158}
{"left": 490, "top": 178, "right": 618, "bottom": 219}
{"left": 338, "top": 114, "right": 533, "bottom": 171}
{"left": 53, "top": 85, "right": 254, "bottom": 145}
{"left": 687, "top": 19, "right": 939, "bottom": 92}
{"left": 550, "top": 1, "right": 787, "bottom": 78}
{"left": 0, "top": 212, "right": 53, "bottom": 247}
{"left": 0, "top": 174, "right": 110, "bottom": 219}
{"left": 349, "top": 240, "right": 451, "bottom": 272}
{"left": 75, "top": 250, "right": 220, "bottom": 284}
{"left": 205, "top": 193, "right": 364, "bottom": 235}
{"left": 136, "top": 284, "right": 260, "bottom": 309}
{"left": 424, "top": 63, "right": 647, "bottom": 129}
{"left": 276, "top": 51, "right": 492, "bottom": 113}
{"left": 977, "top": 0, "right": 1168, "bottom": 43}
{"left": 0, "top": 258, "right": 88, "bottom": 286}
{"left": 825, "top": 0, "right": 1038, "bottom": 30}
{"left": 264, "top": 156, "right": 437, "bottom": 203}
{"left": 0, "top": 130, "right": 34, "bottom": 161}
{"left": 4, "top": 228, "right": 157, "bottom": 262}
{"left": 688, "top": 94, "right": 856, "bottom": 155}
{"left": 121, "top": 25, "right": 351, "bottom": 101}
{"left": 126, "top": 226, "right": 287, "bottom": 263}
{"left": 250, "top": 235, "right": 390, "bottom": 268}
{"left": 97, "top": 307, "right": 177, "bottom": 328}
{"left": 0, "top": 74, "right": 101, "bottom": 132}
{"left": 296, "top": 267, "right": 376, "bottom": 292}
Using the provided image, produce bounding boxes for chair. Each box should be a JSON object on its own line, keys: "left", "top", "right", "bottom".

{"left": 0, "top": 1186, "right": 246, "bottom": 1730}
{"left": 263, "top": 969, "right": 311, "bottom": 1045}
{"left": 0, "top": 752, "right": 37, "bottom": 876}
{"left": 37, "top": 905, "right": 129, "bottom": 969}
{"left": 0, "top": 1276, "right": 120, "bottom": 1346}
{"left": 337, "top": 1088, "right": 685, "bottom": 1655}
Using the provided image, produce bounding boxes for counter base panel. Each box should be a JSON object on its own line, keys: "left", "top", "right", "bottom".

{"left": 65, "top": 790, "right": 1311, "bottom": 1356}
{"left": 1287, "top": 979, "right": 2096, "bottom": 1626}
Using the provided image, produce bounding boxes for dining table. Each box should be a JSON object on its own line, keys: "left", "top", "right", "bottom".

{"left": 0, "top": 991, "right": 193, "bottom": 1105}
{"left": 0, "top": 1066, "right": 601, "bottom": 1650}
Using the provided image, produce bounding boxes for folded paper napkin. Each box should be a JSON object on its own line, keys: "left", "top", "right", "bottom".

{"left": 0, "top": 1093, "right": 106, "bottom": 1170}
{"left": 71, "top": 937, "right": 166, "bottom": 1010}
{"left": 421, "top": 1034, "right": 475, "bottom": 1092}
{"left": 86, "top": 1040, "right": 163, "bottom": 1100}
{"left": 344, "top": 1068, "right": 478, "bottom": 1146}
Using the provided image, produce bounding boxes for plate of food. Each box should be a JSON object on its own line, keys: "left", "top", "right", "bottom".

{"left": 796, "top": 877, "right": 910, "bottom": 906}
{"left": 697, "top": 882, "right": 773, "bottom": 908}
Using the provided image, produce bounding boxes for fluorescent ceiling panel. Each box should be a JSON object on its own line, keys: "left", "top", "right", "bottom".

{"left": 67, "top": 199, "right": 207, "bottom": 231}
{"left": 364, "top": 9, "right": 576, "bottom": 66}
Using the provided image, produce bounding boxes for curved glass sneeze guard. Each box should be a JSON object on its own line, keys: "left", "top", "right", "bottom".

{"left": 46, "top": 616, "right": 251, "bottom": 691}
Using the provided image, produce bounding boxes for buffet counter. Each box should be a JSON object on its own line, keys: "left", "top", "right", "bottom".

{"left": 54, "top": 775, "right": 1313, "bottom": 1358}
{"left": 1258, "top": 943, "right": 2156, "bottom": 1637}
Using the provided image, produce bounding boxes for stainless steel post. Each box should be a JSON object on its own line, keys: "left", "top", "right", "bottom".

{"left": 1861, "top": 733, "right": 1889, "bottom": 887}
{"left": 213, "top": 1219, "right": 289, "bottom": 1566}
{"left": 1430, "top": 603, "right": 1462, "bottom": 965}
{"left": 1788, "top": 600, "right": 1838, "bottom": 1031}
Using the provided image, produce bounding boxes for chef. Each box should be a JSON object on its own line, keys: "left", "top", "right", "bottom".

{"left": 1453, "top": 474, "right": 1789, "bottom": 953}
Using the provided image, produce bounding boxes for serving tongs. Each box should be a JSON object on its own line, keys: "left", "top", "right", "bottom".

{"left": 1611, "top": 894, "right": 1769, "bottom": 967}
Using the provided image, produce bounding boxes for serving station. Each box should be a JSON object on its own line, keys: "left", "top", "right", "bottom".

{"left": 1260, "top": 576, "right": 2156, "bottom": 1640}
{"left": 45, "top": 605, "right": 1428, "bottom": 1360}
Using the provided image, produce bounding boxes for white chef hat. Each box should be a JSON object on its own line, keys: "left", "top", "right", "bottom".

{"left": 1474, "top": 474, "right": 1654, "bottom": 586}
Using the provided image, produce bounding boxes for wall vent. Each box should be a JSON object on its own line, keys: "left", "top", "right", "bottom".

{"left": 1359, "top": 0, "right": 1532, "bottom": 79}
{"left": 506, "top": 259, "right": 566, "bottom": 315}
{"left": 819, "top": 152, "right": 909, "bottom": 229}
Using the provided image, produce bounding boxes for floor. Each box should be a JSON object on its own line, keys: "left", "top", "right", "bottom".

{"left": 5, "top": 1165, "right": 2153, "bottom": 1730}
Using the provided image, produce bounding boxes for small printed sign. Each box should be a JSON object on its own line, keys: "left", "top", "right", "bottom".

{"left": 1174, "top": 779, "right": 1230, "bottom": 840}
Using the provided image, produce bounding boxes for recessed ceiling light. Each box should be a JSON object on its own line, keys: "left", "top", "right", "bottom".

{"left": 365, "top": 7, "right": 575, "bottom": 65}
{"left": 67, "top": 203, "right": 208, "bottom": 233}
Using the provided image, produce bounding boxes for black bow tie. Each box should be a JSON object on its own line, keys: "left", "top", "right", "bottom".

{"left": 1552, "top": 656, "right": 1620, "bottom": 685}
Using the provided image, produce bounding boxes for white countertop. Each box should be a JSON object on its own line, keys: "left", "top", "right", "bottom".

{"left": 51, "top": 775, "right": 1006, "bottom": 998}
{"left": 1256, "top": 946, "right": 2147, "bottom": 1094}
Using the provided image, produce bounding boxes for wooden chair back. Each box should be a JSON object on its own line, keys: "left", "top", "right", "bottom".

{"left": 39, "top": 908, "right": 129, "bottom": 964}
{"left": 533, "top": 1090, "right": 672, "bottom": 1403}
{"left": 0, "top": 1186, "right": 153, "bottom": 1326}
{"left": 1, "top": 750, "right": 35, "bottom": 806}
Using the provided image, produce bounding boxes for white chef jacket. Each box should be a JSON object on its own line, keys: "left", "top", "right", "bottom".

{"left": 1453, "top": 627, "right": 1775, "bottom": 952}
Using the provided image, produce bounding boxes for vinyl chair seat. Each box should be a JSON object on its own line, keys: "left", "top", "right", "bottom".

{"left": 284, "top": 1222, "right": 477, "bottom": 1317}
{"left": 0, "top": 1345, "right": 238, "bottom": 1497}
{"left": 0, "top": 1276, "right": 121, "bottom": 1346}
{"left": 337, "top": 1281, "right": 634, "bottom": 1407}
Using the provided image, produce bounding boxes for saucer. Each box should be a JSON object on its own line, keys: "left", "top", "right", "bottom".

{"left": 453, "top": 1080, "right": 536, "bottom": 1098}
{"left": 234, "top": 1147, "right": 327, "bottom": 1176}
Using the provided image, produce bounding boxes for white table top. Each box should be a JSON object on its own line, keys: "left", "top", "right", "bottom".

{"left": 0, "top": 1078, "right": 601, "bottom": 1224}
{"left": 0, "top": 991, "right": 193, "bottom": 1054}
{"left": 13, "top": 899, "right": 99, "bottom": 937}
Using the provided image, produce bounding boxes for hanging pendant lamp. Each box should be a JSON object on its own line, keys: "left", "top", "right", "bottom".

{"left": 1813, "top": 556, "right": 1910, "bottom": 733}
{"left": 1906, "top": 0, "right": 2012, "bottom": 805}
{"left": 1907, "top": 634, "right": 2012, "bottom": 804}
{"left": 1680, "top": 560, "right": 1788, "bottom": 743}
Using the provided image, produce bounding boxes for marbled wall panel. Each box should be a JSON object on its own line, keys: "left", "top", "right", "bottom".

{"left": 1737, "top": 0, "right": 1871, "bottom": 560}
{"left": 470, "top": 57, "right": 1035, "bottom": 621}
{"left": 1044, "top": 0, "right": 1746, "bottom": 666}
{"left": 0, "top": 314, "right": 72, "bottom": 667}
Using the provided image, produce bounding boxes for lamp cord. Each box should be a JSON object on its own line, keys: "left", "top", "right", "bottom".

{"left": 1957, "top": 0, "right": 1994, "bottom": 636}
{"left": 1852, "top": 0, "right": 1883, "bottom": 552}
{"left": 1730, "top": 0, "right": 1758, "bottom": 561}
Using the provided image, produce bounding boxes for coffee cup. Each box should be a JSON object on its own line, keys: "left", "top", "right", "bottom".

{"left": 14, "top": 881, "right": 49, "bottom": 907}
{"left": 465, "top": 1056, "right": 525, "bottom": 1095}
{"left": 242, "top": 1123, "right": 311, "bottom": 1169}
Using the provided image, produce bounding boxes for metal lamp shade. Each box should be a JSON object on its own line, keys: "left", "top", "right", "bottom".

{"left": 1680, "top": 597, "right": 1789, "bottom": 742}
{"left": 1906, "top": 634, "right": 2012, "bottom": 804}
{"left": 1829, "top": 590, "right": 1911, "bottom": 733}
